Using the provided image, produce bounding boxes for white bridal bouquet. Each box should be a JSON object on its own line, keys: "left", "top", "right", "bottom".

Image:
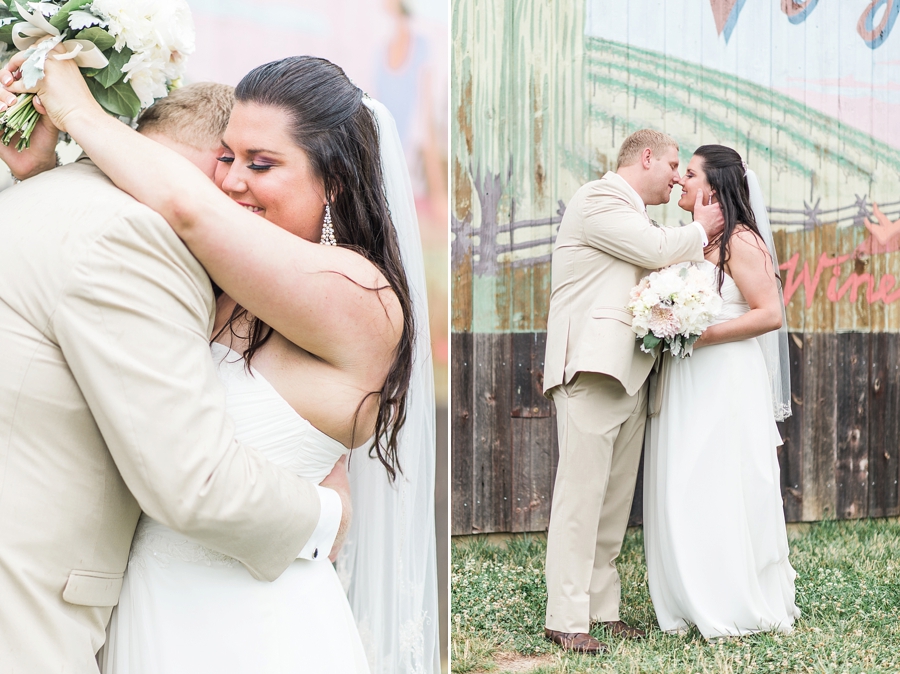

{"left": 0, "top": 0, "right": 193, "bottom": 149}
{"left": 626, "top": 262, "right": 723, "bottom": 358}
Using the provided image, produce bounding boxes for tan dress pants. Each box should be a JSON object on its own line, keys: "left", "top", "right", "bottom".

{"left": 544, "top": 372, "right": 647, "bottom": 633}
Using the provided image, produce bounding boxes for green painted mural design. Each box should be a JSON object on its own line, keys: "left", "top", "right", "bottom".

{"left": 452, "top": 1, "right": 900, "bottom": 334}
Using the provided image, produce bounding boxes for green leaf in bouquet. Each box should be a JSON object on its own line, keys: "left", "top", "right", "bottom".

{"left": 86, "top": 77, "right": 141, "bottom": 119}
{"left": 644, "top": 334, "right": 661, "bottom": 350}
{"left": 74, "top": 27, "right": 116, "bottom": 52}
{"left": 49, "top": 0, "right": 94, "bottom": 33}
{"left": 93, "top": 47, "right": 132, "bottom": 88}
{"left": 0, "top": 22, "right": 14, "bottom": 46}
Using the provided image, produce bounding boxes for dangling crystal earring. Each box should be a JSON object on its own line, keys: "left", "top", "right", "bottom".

{"left": 320, "top": 203, "right": 336, "bottom": 246}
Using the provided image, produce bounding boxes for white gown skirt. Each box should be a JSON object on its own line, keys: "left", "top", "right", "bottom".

{"left": 99, "top": 342, "right": 370, "bottom": 673}
{"left": 100, "top": 518, "right": 369, "bottom": 673}
{"left": 644, "top": 338, "right": 801, "bottom": 639}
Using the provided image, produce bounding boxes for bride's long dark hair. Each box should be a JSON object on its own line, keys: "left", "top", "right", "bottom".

{"left": 217, "top": 56, "right": 414, "bottom": 482}
{"left": 693, "top": 144, "right": 765, "bottom": 292}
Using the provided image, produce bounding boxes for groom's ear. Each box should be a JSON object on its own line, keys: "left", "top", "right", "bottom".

{"left": 641, "top": 147, "right": 653, "bottom": 169}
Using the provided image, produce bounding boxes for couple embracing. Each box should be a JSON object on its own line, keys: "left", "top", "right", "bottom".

{"left": 543, "top": 129, "right": 801, "bottom": 652}
{"left": 0, "top": 47, "right": 437, "bottom": 674}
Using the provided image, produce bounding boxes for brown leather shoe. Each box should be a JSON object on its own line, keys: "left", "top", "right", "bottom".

{"left": 599, "top": 620, "right": 646, "bottom": 639}
{"left": 544, "top": 628, "right": 608, "bottom": 654}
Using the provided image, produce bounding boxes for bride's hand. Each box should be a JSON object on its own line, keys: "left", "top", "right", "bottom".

{"left": 0, "top": 45, "right": 102, "bottom": 135}
{"left": 0, "top": 89, "right": 59, "bottom": 180}
{"left": 320, "top": 455, "right": 352, "bottom": 562}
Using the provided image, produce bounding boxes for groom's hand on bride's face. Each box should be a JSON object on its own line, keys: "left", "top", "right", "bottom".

{"left": 693, "top": 189, "right": 725, "bottom": 239}
{"left": 320, "top": 455, "right": 352, "bottom": 562}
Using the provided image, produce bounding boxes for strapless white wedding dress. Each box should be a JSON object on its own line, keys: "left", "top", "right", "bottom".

{"left": 100, "top": 342, "right": 370, "bottom": 673}
{"left": 644, "top": 261, "right": 801, "bottom": 639}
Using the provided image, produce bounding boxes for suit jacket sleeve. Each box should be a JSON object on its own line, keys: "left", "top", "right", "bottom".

{"left": 50, "top": 209, "right": 321, "bottom": 582}
{"left": 581, "top": 190, "right": 704, "bottom": 268}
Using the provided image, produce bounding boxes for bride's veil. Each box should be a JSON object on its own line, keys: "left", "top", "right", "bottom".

{"left": 335, "top": 97, "right": 441, "bottom": 674}
{"left": 745, "top": 167, "right": 792, "bottom": 422}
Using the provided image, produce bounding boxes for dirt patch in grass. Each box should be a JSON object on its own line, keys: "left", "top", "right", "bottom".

{"left": 480, "top": 652, "right": 555, "bottom": 673}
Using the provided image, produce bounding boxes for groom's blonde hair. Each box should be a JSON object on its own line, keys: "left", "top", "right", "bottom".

{"left": 616, "top": 129, "right": 678, "bottom": 169}
{"left": 137, "top": 82, "right": 235, "bottom": 150}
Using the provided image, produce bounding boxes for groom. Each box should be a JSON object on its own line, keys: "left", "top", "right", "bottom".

{"left": 0, "top": 85, "right": 348, "bottom": 672}
{"left": 542, "top": 129, "right": 723, "bottom": 653}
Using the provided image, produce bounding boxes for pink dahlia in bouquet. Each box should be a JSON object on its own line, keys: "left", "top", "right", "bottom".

{"left": 0, "top": 0, "right": 193, "bottom": 149}
{"left": 626, "top": 262, "right": 723, "bottom": 358}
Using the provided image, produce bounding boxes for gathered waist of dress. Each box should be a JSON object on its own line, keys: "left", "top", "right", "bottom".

{"left": 710, "top": 304, "right": 751, "bottom": 325}
{"left": 128, "top": 516, "right": 242, "bottom": 571}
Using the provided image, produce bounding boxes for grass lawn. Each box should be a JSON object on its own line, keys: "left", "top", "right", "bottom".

{"left": 451, "top": 519, "right": 900, "bottom": 673}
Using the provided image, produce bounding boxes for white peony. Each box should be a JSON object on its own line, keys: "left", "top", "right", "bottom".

{"left": 122, "top": 50, "right": 169, "bottom": 107}
{"left": 90, "top": 0, "right": 194, "bottom": 106}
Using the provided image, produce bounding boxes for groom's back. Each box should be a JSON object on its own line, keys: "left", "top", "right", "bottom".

{"left": 0, "top": 161, "right": 204, "bottom": 672}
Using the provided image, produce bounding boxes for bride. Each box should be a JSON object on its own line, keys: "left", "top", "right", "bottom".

{"left": 644, "top": 144, "right": 801, "bottom": 639}
{"left": 1, "top": 54, "right": 439, "bottom": 672}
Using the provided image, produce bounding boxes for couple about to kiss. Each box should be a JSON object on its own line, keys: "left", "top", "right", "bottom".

{"left": 0, "top": 49, "right": 438, "bottom": 674}
{"left": 543, "top": 129, "right": 800, "bottom": 653}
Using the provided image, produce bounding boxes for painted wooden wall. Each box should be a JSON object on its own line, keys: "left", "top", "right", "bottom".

{"left": 451, "top": 0, "right": 900, "bottom": 534}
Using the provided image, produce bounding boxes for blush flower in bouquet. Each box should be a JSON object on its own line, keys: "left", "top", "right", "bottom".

{"left": 626, "top": 262, "right": 723, "bottom": 358}
{"left": 0, "top": 0, "right": 193, "bottom": 150}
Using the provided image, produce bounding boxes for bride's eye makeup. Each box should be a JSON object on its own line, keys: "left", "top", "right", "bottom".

{"left": 248, "top": 162, "right": 274, "bottom": 172}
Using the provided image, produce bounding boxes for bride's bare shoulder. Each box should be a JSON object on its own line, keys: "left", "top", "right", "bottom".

{"left": 730, "top": 226, "right": 767, "bottom": 255}
{"left": 727, "top": 226, "right": 774, "bottom": 276}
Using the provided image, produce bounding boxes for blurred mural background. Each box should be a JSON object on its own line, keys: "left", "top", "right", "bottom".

{"left": 452, "top": 0, "right": 900, "bottom": 536}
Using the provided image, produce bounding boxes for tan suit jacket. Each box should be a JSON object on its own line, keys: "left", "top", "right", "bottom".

{"left": 543, "top": 172, "right": 705, "bottom": 396}
{"left": 0, "top": 161, "right": 322, "bottom": 673}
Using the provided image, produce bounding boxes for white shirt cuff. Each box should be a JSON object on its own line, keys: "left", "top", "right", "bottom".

{"left": 297, "top": 485, "right": 342, "bottom": 560}
{"left": 691, "top": 221, "right": 708, "bottom": 247}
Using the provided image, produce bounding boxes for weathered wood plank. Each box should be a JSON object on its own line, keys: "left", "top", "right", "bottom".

{"left": 778, "top": 333, "right": 805, "bottom": 521}
{"left": 472, "top": 333, "right": 513, "bottom": 533}
{"left": 451, "top": 333, "right": 474, "bottom": 535}
{"left": 800, "top": 334, "right": 838, "bottom": 521}
{"left": 510, "top": 417, "right": 559, "bottom": 532}
{"left": 510, "top": 416, "right": 531, "bottom": 532}
{"left": 511, "top": 332, "right": 551, "bottom": 418}
{"left": 868, "top": 333, "right": 900, "bottom": 518}
{"left": 836, "top": 333, "right": 869, "bottom": 519}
